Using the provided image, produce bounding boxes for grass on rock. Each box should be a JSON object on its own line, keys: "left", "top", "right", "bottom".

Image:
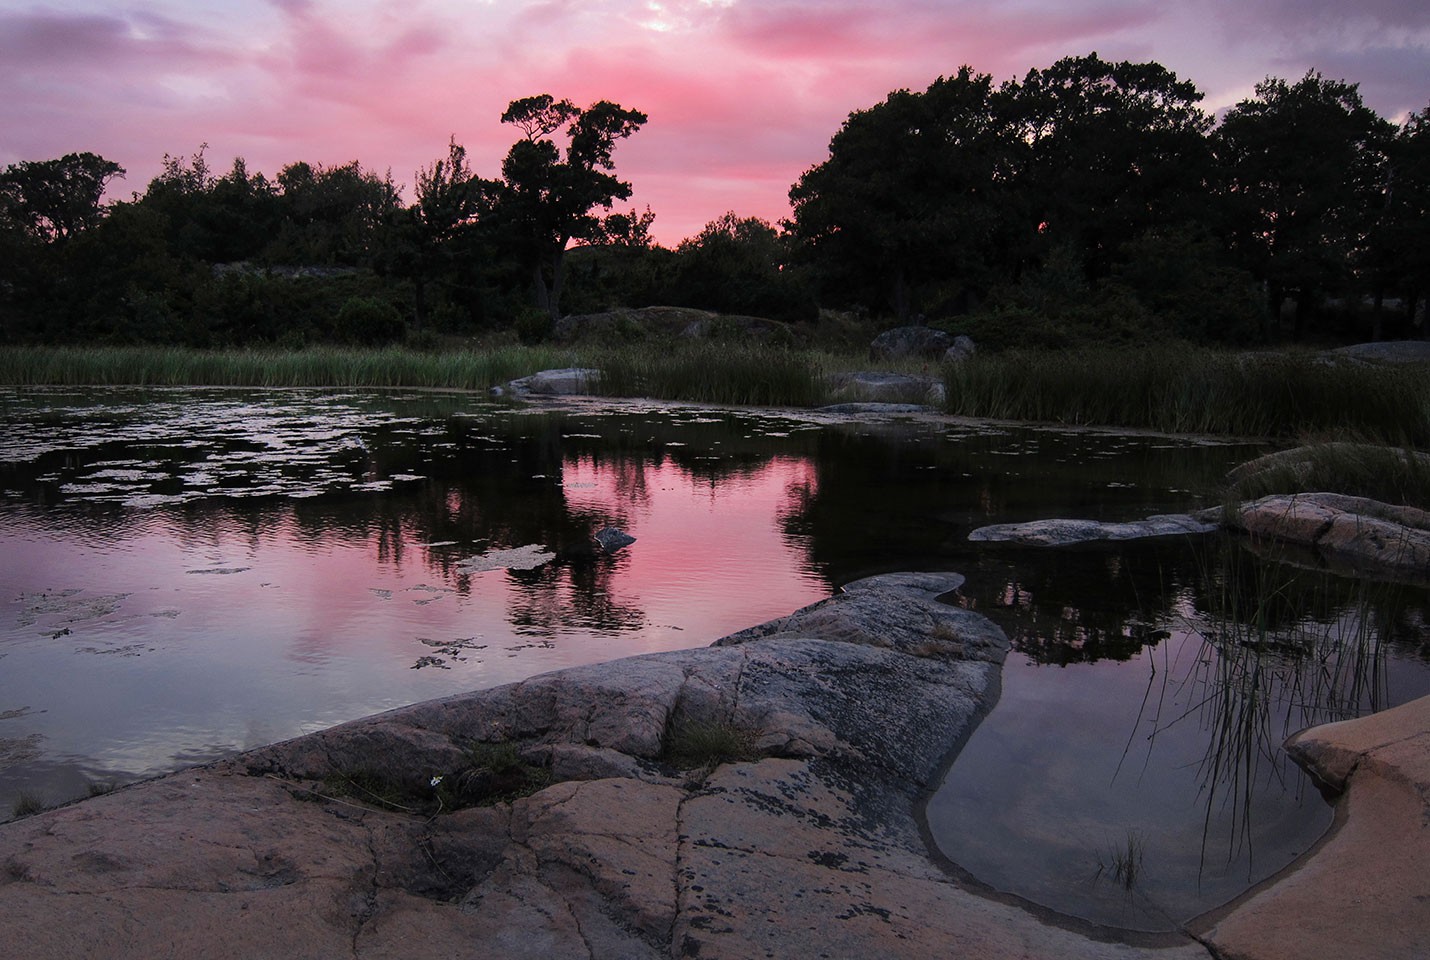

{"left": 662, "top": 718, "right": 763, "bottom": 770}
{"left": 1227, "top": 442, "right": 1430, "bottom": 511}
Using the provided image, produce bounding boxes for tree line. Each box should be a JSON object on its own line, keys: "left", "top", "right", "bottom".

{"left": 2, "top": 54, "right": 1427, "bottom": 349}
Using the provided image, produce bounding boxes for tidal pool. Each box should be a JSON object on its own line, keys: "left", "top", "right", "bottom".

{"left": 2, "top": 386, "right": 1427, "bottom": 932}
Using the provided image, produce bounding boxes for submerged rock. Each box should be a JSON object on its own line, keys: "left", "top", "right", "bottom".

{"left": 592, "top": 525, "right": 635, "bottom": 553}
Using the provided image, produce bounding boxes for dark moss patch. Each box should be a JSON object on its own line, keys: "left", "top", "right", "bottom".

{"left": 317, "top": 741, "right": 553, "bottom": 816}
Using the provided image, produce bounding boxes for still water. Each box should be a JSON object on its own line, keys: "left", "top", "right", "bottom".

{"left": 2, "top": 387, "right": 1427, "bottom": 931}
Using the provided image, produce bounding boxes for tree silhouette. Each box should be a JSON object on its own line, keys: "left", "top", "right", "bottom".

{"left": 0, "top": 152, "right": 124, "bottom": 244}
{"left": 488, "top": 95, "right": 647, "bottom": 318}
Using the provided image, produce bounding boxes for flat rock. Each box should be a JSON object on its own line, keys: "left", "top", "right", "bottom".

{"left": 1331, "top": 340, "right": 1430, "bottom": 364}
{"left": 495, "top": 367, "right": 601, "bottom": 398}
{"left": 1229, "top": 492, "right": 1430, "bottom": 582}
{"left": 969, "top": 512, "right": 1219, "bottom": 545}
{"left": 824, "top": 370, "right": 945, "bottom": 406}
{"left": 1199, "top": 695, "right": 1430, "bottom": 960}
{"left": 4, "top": 568, "right": 1409, "bottom": 960}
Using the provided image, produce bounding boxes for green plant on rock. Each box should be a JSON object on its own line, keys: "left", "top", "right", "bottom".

{"left": 438, "top": 741, "right": 552, "bottom": 808}
{"left": 10, "top": 792, "right": 45, "bottom": 819}
{"left": 320, "top": 769, "right": 416, "bottom": 813}
{"left": 662, "top": 717, "right": 762, "bottom": 770}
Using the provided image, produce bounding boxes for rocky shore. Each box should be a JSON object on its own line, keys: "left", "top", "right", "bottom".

{"left": 0, "top": 572, "right": 1425, "bottom": 958}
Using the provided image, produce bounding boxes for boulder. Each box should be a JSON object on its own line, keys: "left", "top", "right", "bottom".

{"left": 869, "top": 325, "right": 954, "bottom": 361}
{"left": 943, "top": 334, "right": 976, "bottom": 363}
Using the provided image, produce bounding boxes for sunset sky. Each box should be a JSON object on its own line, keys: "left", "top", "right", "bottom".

{"left": 2, "top": 0, "right": 1427, "bottom": 245}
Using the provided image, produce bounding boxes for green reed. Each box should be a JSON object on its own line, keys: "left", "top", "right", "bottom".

{"left": 0, "top": 345, "right": 577, "bottom": 390}
{"left": 592, "top": 342, "right": 828, "bottom": 407}
{"left": 943, "top": 348, "right": 1430, "bottom": 443}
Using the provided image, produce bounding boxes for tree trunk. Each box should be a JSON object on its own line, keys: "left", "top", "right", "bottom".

{"left": 531, "top": 243, "right": 568, "bottom": 320}
{"left": 891, "top": 264, "right": 910, "bottom": 324}
{"left": 548, "top": 245, "right": 567, "bottom": 319}
{"left": 531, "top": 262, "right": 552, "bottom": 318}
{"left": 1293, "top": 290, "right": 1311, "bottom": 342}
{"left": 1263, "top": 284, "right": 1282, "bottom": 342}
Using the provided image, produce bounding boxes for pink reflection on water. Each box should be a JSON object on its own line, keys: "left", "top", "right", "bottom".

{"left": 556, "top": 453, "right": 826, "bottom": 649}
{"left": 0, "top": 447, "right": 832, "bottom": 809}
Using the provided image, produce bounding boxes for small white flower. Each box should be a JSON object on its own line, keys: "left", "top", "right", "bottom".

{"left": 430, "top": 775, "right": 444, "bottom": 788}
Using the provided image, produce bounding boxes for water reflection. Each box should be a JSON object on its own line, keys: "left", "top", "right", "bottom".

{"left": 3, "top": 388, "right": 1429, "bottom": 934}
{"left": 932, "top": 537, "right": 1430, "bottom": 931}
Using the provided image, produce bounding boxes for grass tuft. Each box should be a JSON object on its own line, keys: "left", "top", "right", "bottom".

{"left": 10, "top": 792, "right": 45, "bottom": 819}
{"left": 662, "top": 718, "right": 763, "bottom": 770}
{"left": 0, "top": 345, "right": 576, "bottom": 391}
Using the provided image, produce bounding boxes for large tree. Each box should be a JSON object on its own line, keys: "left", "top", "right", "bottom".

{"left": 788, "top": 66, "right": 1020, "bottom": 322}
{"left": 487, "top": 95, "right": 647, "bottom": 317}
{"left": 1377, "top": 105, "right": 1430, "bottom": 338}
{"left": 1213, "top": 71, "right": 1394, "bottom": 338}
{"left": 0, "top": 152, "right": 124, "bottom": 243}
{"left": 400, "top": 137, "right": 482, "bottom": 328}
{"left": 1012, "top": 53, "right": 1213, "bottom": 282}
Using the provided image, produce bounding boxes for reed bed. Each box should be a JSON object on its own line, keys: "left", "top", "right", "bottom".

{"left": 0, "top": 342, "right": 831, "bottom": 408}
{"left": 592, "top": 342, "right": 828, "bottom": 407}
{"left": 943, "top": 348, "right": 1430, "bottom": 443}
{"left": 0, "top": 345, "right": 576, "bottom": 390}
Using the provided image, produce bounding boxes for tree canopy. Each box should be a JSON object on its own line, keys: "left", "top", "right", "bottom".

{"left": 2, "top": 62, "right": 1425, "bottom": 350}
{"left": 488, "top": 95, "right": 648, "bottom": 317}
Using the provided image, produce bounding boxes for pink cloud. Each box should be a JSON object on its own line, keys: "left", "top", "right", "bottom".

{"left": 0, "top": 0, "right": 1425, "bottom": 246}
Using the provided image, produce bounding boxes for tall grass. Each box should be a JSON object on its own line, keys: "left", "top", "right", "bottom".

{"left": 593, "top": 342, "right": 828, "bottom": 407}
{"left": 943, "top": 347, "right": 1430, "bottom": 443}
{"left": 0, "top": 345, "right": 576, "bottom": 390}
{"left": 0, "top": 343, "right": 829, "bottom": 407}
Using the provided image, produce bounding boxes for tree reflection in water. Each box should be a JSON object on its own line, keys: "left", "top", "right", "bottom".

{"left": 933, "top": 533, "right": 1430, "bottom": 930}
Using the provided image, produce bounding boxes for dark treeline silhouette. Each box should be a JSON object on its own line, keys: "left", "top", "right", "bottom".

{"left": 2, "top": 56, "right": 1427, "bottom": 349}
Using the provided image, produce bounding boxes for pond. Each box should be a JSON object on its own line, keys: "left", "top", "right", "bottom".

{"left": 2, "top": 387, "right": 1427, "bottom": 932}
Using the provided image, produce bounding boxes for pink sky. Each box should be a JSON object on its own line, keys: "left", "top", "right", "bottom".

{"left": 2, "top": 0, "right": 1427, "bottom": 246}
